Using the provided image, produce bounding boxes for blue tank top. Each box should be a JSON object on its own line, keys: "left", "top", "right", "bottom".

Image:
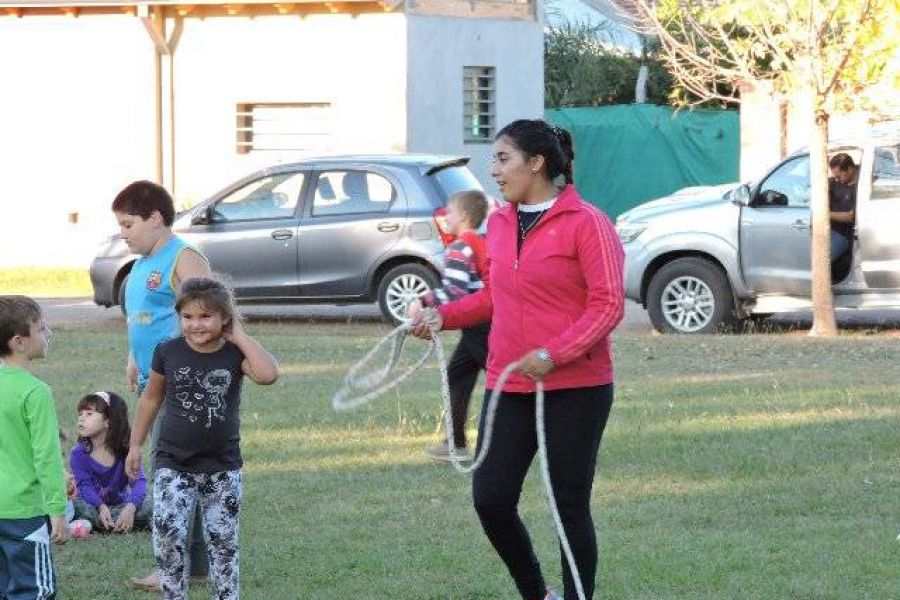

{"left": 125, "top": 236, "right": 192, "bottom": 387}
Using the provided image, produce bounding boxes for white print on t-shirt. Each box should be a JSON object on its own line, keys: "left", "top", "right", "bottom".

{"left": 172, "top": 366, "right": 233, "bottom": 428}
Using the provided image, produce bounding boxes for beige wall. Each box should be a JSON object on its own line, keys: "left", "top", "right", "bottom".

{"left": 0, "top": 15, "right": 156, "bottom": 266}
{"left": 172, "top": 13, "right": 408, "bottom": 207}
{"left": 0, "top": 12, "right": 408, "bottom": 266}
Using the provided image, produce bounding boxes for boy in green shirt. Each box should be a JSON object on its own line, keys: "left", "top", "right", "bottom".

{"left": 0, "top": 295, "right": 67, "bottom": 599}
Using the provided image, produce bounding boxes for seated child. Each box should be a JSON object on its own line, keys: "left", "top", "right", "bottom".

{"left": 70, "top": 391, "right": 151, "bottom": 532}
{"left": 60, "top": 427, "right": 93, "bottom": 537}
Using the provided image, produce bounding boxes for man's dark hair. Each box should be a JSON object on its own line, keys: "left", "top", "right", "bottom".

{"left": 111, "top": 180, "right": 176, "bottom": 226}
{"left": 829, "top": 153, "right": 857, "bottom": 172}
{"left": 0, "top": 295, "right": 42, "bottom": 357}
{"left": 450, "top": 190, "right": 489, "bottom": 229}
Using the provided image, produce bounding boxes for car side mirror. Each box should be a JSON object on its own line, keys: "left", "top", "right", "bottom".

{"left": 731, "top": 184, "right": 751, "bottom": 206}
{"left": 191, "top": 205, "right": 217, "bottom": 225}
{"left": 759, "top": 190, "right": 788, "bottom": 206}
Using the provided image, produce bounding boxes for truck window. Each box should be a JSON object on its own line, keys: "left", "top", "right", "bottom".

{"left": 756, "top": 156, "right": 810, "bottom": 208}
{"left": 873, "top": 145, "right": 900, "bottom": 201}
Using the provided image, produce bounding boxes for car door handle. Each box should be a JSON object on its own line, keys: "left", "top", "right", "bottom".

{"left": 271, "top": 229, "right": 294, "bottom": 240}
{"left": 789, "top": 220, "right": 810, "bottom": 230}
{"left": 377, "top": 222, "right": 400, "bottom": 233}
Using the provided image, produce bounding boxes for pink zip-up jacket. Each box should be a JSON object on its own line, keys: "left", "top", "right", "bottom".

{"left": 438, "top": 184, "right": 625, "bottom": 393}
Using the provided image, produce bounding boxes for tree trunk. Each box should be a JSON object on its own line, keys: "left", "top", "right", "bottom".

{"left": 808, "top": 105, "right": 838, "bottom": 337}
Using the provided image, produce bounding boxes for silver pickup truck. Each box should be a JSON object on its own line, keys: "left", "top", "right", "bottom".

{"left": 616, "top": 138, "right": 900, "bottom": 333}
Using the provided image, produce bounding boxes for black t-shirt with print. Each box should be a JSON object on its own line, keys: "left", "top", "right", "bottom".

{"left": 151, "top": 336, "right": 245, "bottom": 473}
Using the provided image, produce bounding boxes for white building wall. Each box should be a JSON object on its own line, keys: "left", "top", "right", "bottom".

{"left": 173, "top": 13, "right": 409, "bottom": 206}
{"left": 0, "top": 15, "right": 156, "bottom": 266}
{"left": 0, "top": 13, "right": 408, "bottom": 267}
{"left": 406, "top": 15, "right": 544, "bottom": 195}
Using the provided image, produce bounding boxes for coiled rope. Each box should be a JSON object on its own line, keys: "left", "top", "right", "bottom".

{"left": 332, "top": 323, "right": 588, "bottom": 600}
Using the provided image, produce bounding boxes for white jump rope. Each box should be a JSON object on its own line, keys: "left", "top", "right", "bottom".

{"left": 332, "top": 322, "right": 588, "bottom": 600}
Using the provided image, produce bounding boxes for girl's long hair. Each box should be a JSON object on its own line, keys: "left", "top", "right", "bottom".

{"left": 76, "top": 391, "right": 131, "bottom": 460}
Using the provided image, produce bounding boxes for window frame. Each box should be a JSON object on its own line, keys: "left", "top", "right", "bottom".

{"left": 209, "top": 171, "right": 308, "bottom": 224}
{"left": 753, "top": 155, "right": 812, "bottom": 208}
{"left": 306, "top": 168, "right": 399, "bottom": 219}
{"left": 236, "top": 102, "right": 333, "bottom": 155}
{"left": 462, "top": 66, "right": 496, "bottom": 144}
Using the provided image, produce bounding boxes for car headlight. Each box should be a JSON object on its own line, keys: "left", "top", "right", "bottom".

{"left": 615, "top": 222, "right": 647, "bottom": 244}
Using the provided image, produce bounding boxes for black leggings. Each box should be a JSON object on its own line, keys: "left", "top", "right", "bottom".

{"left": 472, "top": 384, "right": 613, "bottom": 600}
{"left": 447, "top": 325, "right": 489, "bottom": 448}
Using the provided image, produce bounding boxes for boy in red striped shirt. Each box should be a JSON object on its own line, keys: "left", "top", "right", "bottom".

{"left": 409, "top": 190, "right": 490, "bottom": 461}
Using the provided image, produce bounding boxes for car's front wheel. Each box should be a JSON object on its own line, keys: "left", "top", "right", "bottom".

{"left": 377, "top": 263, "right": 440, "bottom": 325}
{"left": 646, "top": 257, "right": 737, "bottom": 334}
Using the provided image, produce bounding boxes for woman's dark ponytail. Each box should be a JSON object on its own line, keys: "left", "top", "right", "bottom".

{"left": 496, "top": 119, "right": 575, "bottom": 185}
{"left": 553, "top": 126, "right": 575, "bottom": 185}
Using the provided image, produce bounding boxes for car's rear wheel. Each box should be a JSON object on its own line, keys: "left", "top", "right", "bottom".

{"left": 377, "top": 263, "right": 439, "bottom": 325}
{"left": 646, "top": 257, "right": 737, "bottom": 334}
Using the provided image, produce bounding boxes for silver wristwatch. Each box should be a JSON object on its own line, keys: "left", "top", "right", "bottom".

{"left": 536, "top": 347, "right": 554, "bottom": 365}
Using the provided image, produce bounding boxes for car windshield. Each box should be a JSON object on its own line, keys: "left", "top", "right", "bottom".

{"left": 430, "top": 166, "right": 483, "bottom": 202}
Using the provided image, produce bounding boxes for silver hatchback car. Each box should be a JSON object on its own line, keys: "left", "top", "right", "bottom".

{"left": 90, "top": 155, "right": 483, "bottom": 323}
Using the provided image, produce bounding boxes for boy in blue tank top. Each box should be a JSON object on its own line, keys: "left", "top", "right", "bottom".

{"left": 111, "top": 180, "right": 211, "bottom": 591}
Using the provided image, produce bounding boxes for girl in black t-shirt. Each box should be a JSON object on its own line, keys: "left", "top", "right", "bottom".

{"left": 126, "top": 277, "right": 278, "bottom": 600}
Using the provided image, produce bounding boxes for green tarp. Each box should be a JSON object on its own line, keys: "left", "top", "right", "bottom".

{"left": 546, "top": 104, "right": 739, "bottom": 218}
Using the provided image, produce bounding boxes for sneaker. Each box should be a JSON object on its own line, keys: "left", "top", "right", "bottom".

{"left": 544, "top": 592, "right": 562, "bottom": 600}
{"left": 68, "top": 519, "right": 91, "bottom": 538}
{"left": 424, "top": 442, "right": 470, "bottom": 462}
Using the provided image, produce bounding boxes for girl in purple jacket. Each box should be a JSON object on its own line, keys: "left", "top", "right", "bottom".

{"left": 70, "top": 391, "right": 150, "bottom": 532}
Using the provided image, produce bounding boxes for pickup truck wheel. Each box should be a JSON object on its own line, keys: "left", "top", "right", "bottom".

{"left": 646, "top": 258, "right": 736, "bottom": 334}
{"left": 377, "top": 264, "right": 440, "bottom": 325}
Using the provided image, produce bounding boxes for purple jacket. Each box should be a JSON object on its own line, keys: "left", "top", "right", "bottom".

{"left": 69, "top": 443, "right": 146, "bottom": 508}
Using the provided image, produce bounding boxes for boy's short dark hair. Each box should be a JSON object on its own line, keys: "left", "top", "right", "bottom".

{"left": 450, "top": 190, "right": 489, "bottom": 229}
{"left": 111, "top": 180, "right": 176, "bottom": 226}
{"left": 0, "top": 295, "right": 42, "bottom": 357}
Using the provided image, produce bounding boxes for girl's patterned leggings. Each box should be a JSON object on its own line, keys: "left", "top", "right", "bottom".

{"left": 153, "top": 468, "right": 242, "bottom": 600}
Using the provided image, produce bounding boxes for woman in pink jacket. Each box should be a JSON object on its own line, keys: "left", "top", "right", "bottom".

{"left": 412, "top": 119, "right": 625, "bottom": 600}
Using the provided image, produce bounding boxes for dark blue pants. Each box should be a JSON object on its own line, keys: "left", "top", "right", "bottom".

{"left": 0, "top": 516, "right": 56, "bottom": 600}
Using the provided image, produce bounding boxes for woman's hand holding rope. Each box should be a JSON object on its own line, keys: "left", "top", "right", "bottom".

{"left": 408, "top": 309, "right": 554, "bottom": 379}
{"left": 407, "top": 307, "right": 442, "bottom": 340}
{"left": 516, "top": 349, "right": 554, "bottom": 379}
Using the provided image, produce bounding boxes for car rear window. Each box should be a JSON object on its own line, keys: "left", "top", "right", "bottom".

{"left": 430, "top": 166, "right": 483, "bottom": 203}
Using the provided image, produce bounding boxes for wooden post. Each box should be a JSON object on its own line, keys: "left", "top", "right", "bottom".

{"left": 139, "top": 6, "right": 183, "bottom": 194}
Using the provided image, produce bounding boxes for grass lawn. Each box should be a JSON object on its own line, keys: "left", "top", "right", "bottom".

{"left": 33, "top": 318, "right": 900, "bottom": 600}
{"left": 0, "top": 268, "right": 93, "bottom": 297}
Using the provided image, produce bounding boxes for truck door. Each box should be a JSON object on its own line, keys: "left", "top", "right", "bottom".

{"left": 739, "top": 155, "right": 812, "bottom": 295}
{"left": 857, "top": 144, "right": 900, "bottom": 289}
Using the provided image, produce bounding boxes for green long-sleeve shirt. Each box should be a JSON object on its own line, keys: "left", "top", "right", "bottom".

{"left": 0, "top": 364, "right": 67, "bottom": 519}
